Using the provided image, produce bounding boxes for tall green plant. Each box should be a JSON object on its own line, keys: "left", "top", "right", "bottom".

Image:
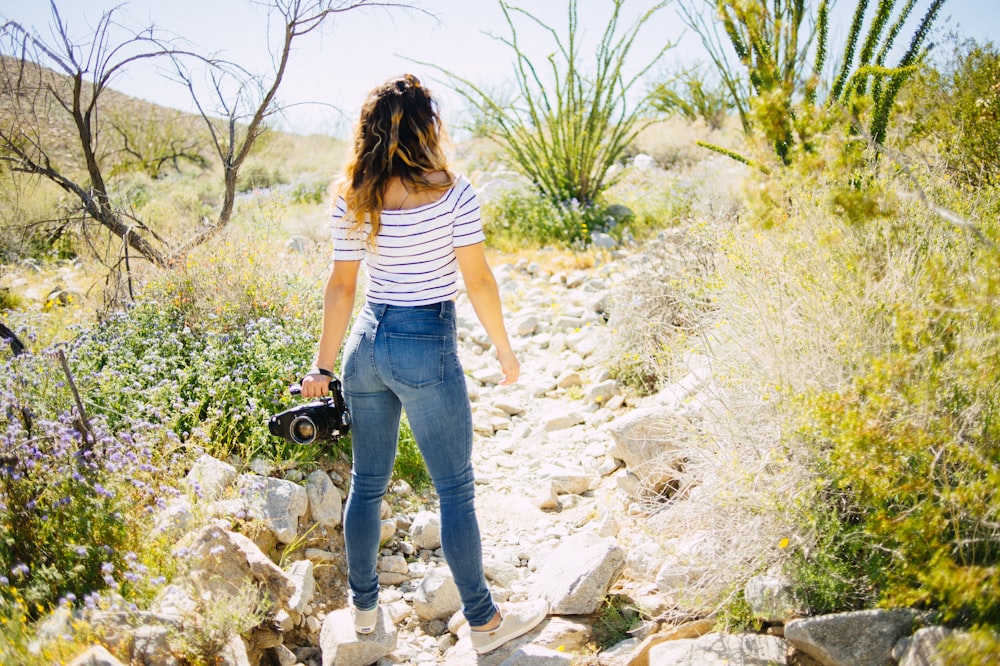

{"left": 423, "top": 0, "right": 671, "bottom": 215}
{"left": 681, "top": 0, "right": 947, "bottom": 163}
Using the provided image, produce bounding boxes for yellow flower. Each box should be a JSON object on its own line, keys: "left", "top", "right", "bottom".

{"left": 778, "top": 537, "right": 790, "bottom": 549}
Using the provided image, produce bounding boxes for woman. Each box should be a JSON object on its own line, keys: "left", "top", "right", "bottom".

{"left": 300, "top": 74, "right": 548, "bottom": 655}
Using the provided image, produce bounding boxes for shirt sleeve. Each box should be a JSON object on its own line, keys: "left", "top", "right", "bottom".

{"left": 452, "top": 176, "right": 487, "bottom": 248}
{"left": 331, "top": 196, "right": 364, "bottom": 261}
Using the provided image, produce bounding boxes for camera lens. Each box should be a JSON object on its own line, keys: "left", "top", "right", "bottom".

{"left": 289, "top": 415, "right": 318, "bottom": 444}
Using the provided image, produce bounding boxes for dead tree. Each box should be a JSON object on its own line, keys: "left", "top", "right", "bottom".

{"left": 0, "top": 0, "right": 423, "bottom": 286}
{"left": 169, "top": 0, "right": 426, "bottom": 259}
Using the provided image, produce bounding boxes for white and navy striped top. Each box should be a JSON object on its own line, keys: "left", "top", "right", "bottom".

{"left": 332, "top": 174, "right": 486, "bottom": 306}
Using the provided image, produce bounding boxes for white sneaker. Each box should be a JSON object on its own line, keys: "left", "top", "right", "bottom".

{"left": 469, "top": 599, "right": 550, "bottom": 655}
{"left": 354, "top": 605, "right": 378, "bottom": 634}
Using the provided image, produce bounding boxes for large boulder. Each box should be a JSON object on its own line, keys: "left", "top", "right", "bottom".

{"left": 606, "top": 408, "right": 685, "bottom": 483}
{"left": 178, "top": 524, "right": 296, "bottom": 609}
{"left": 784, "top": 609, "right": 919, "bottom": 666}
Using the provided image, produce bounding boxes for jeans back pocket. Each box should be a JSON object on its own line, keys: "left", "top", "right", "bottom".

{"left": 385, "top": 333, "right": 445, "bottom": 388}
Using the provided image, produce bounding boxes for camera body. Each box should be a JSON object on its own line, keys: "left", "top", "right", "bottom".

{"left": 269, "top": 378, "right": 351, "bottom": 445}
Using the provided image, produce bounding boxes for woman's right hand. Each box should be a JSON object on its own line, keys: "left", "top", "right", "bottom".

{"left": 301, "top": 372, "right": 332, "bottom": 398}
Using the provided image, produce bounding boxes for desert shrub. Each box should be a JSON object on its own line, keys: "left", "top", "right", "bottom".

{"left": 607, "top": 226, "right": 716, "bottom": 393}
{"left": 168, "top": 580, "right": 269, "bottom": 665}
{"left": 289, "top": 179, "right": 329, "bottom": 205}
{"left": 649, "top": 64, "right": 734, "bottom": 130}
{"left": 797, "top": 224, "right": 1000, "bottom": 624}
{"left": 905, "top": 39, "right": 1000, "bottom": 186}
{"left": 66, "top": 303, "right": 322, "bottom": 465}
{"left": 237, "top": 164, "right": 287, "bottom": 193}
{"left": 939, "top": 628, "right": 1000, "bottom": 666}
{"left": 0, "top": 353, "right": 179, "bottom": 621}
{"left": 615, "top": 114, "right": 1000, "bottom": 633}
{"left": 589, "top": 594, "right": 642, "bottom": 650}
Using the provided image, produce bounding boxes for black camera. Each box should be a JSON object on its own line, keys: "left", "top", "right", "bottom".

{"left": 269, "top": 377, "right": 351, "bottom": 445}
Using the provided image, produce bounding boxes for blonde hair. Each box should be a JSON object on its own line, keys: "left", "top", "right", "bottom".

{"left": 337, "top": 74, "right": 454, "bottom": 244}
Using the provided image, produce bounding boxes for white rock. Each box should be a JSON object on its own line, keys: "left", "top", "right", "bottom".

{"left": 319, "top": 607, "right": 396, "bottom": 666}
{"left": 185, "top": 454, "right": 237, "bottom": 499}
{"left": 533, "top": 534, "right": 625, "bottom": 615}
{"left": 413, "top": 568, "right": 462, "bottom": 621}
{"left": 305, "top": 469, "right": 343, "bottom": 529}
{"left": 286, "top": 559, "right": 315, "bottom": 614}
{"left": 238, "top": 474, "right": 309, "bottom": 545}
{"left": 411, "top": 511, "right": 442, "bottom": 550}
{"left": 543, "top": 411, "right": 586, "bottom": 432}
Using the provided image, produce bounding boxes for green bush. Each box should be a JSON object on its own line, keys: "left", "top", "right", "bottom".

{"left": 481, "top": 185, "right": 607, "bottom": 248}
{"left": 62, "top": 239, "right": 328, "bottom": 464}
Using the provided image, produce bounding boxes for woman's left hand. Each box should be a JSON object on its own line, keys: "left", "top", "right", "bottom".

{"left": 497, "top": 349, "right": 520, "bottom": 385}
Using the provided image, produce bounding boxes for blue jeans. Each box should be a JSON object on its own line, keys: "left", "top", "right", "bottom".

{"left": 340, "top": 300, "right": 497, "bottom": 626}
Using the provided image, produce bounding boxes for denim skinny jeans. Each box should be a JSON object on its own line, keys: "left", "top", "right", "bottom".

{"left": 340, "top": 300, "right": 497, "bottom": 626}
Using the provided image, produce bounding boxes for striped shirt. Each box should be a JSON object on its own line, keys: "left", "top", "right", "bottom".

{"left": 332, "top": 174, "right": 486, "bottom": 306}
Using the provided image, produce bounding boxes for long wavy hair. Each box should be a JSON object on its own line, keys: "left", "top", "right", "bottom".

{"left": 337, "top": 74, "right": 454, "bottom": 243}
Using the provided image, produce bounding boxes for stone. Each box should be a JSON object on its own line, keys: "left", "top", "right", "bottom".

{"left": 179, "top": 525, "right": 296, "bottom": 608}
{"left": 647, "top": 633, "right": 788, "bottom": 665}
{"left": 380, "top": 518, "right": 397, "bottom": 544}
{"left": 586, "top": 379, "right": 619, "bottom": 405}
{"left": 319, "top": 606, "right": 396, "bottom": 666}
{"left": 533, "top": 534, "right": 625, "bottom": 615}
{"left": 784, "top": 609, "right": 919, "bottom": 666}
{"left": 270, "top": 645, "right": 298, "bottom": 666}
{"left": 239, "top": 474, "right": 309, "bottom": 544}
{"left": 535, "top": 480, "right": 561, "bottom": 511}
{"left": 130, "top": 624, "right": 180, "bottom": 666}
{"left": 474, "top": 367, "right": 506, "bottom": 385}
{"left": 540, "top": 465, "right": 592, "bottom": 495}
{"left": 154, "top": 498, "right": 195, "bottom": 535}
{"left": 305, "top": 469, "right": 343, "bottom": 529}
{"left": 216, "top": 635, "right": 252, "bottom": 666}
{"left": 897, "top": 626, "right": 952, "bottom": 666}
{"left": 591, "top": 232, "right": 618, "bottom": 250}
{"left": 286, "top": 559, "right": 315, "bottom": 614}
{"left": 498, "top": 644, "right": 574, "bottom": 664}
{"left": 543, "top": 410, "right": 586, "bottom": 432}
{"left": 185, "top": 454, "right": 237, "bottom": 499}
{"left": 411, "top": 511, "right": 442, "bottom": 550}
{"left": 379, "top": 554, "right": 410, "bottom": 575}
{"left": 515, "top": 314, "right": 541, "bottom": 336}
{"left": 556, "top": 371, "right": 583, "bottom": 388}
{"left": 68, "top": 645, "right": 127, "bottom": 666}
{"left": 607, "top": 409, "right": 684, "bottom": 475}
{"left": 413, "top": 568, "right": 463, "bottom": 621}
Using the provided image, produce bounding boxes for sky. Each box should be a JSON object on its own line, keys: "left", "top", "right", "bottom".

{"left": 2, "top": 0, "right": 996, "bottom": 136}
